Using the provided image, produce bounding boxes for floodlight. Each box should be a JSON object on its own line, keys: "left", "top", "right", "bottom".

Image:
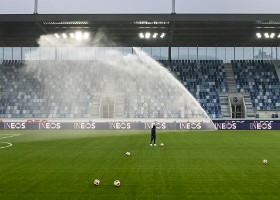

{"left": 62, "top": 33, "right": 67, "bottom": 39}
{"left": 75, "top": 31, "right": 83, "bottom": 40}
{"left": 270, "top": 33, "right": 275, "bottom": 38}
{"left": 256, "top": 33, "right": 262, "bottom": 38}
{"left": 145, "top": 32, "right": 151, "bottom": 39}
{"left": 278, "top": 33, "right": 280, "bottom": 38}
{"left": 153, "top": 33, "right": 158, "bottom": 38}
{"left": 160, "top": 33, "right": 166, "bottom": 38}
{"left": 264, "top": 33, "right": 269, "bottom": 38}
{"left": 139, "top": 33, "right": 144, "bottom": 38}
{"left": 54, "top": 33, "right": 60, "bottom": 38}
{"left": 83, "top": 32, "right": 90, "bottom": 39}
{"left": 69, "top": 33, "right": 75, "bottom": 39}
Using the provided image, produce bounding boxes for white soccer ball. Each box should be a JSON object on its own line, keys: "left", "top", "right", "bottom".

{"left": 262, "top": 159, "right": 268, "bottom": 164}
{"left": 160, "top": 143, "right": 164, "bottom": 147}
{"left": 114, "top": 180, "right": 121, "bottom": 187}
{"left": 94, "top": 179, "right": 100, "bottom": 186}
{"left": 126, "top": 152, "right": 131, "bottom": 156}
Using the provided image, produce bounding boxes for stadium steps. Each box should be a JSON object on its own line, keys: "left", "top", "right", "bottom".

{"left": 114, "top": 94, "right": 125, "bottom": 118}
{"left": 104, "top": 79, "right": 116, "bottom": 93}
{"left": 91, "top": 95, "right": 102, "bottom": 117}
{"left": 243, "top": 93, "right": 256, "bottom": 118}
{"left": 224, "top": 63, "right": 238, "bottom": 93}
{"left": 219, "top": 93, "right": 231, "bottom": 118}
{"left": 272, "top": 60, "right": 280, "bottom": 79}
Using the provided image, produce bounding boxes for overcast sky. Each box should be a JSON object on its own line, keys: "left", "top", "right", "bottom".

{"left": 1, "top": 0, "right": 280, "bottom": 14}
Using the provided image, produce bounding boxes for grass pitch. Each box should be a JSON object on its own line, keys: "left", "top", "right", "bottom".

{"left": 1, "top": 130, "right": 280, "bottom": 200}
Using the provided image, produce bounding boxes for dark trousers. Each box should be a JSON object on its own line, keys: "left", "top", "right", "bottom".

{"left": 150, "top": 134, "right": 156, "bottom": 144}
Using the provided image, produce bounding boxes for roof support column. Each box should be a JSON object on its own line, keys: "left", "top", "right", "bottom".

{"left": 168, "top": 46, "right": 171, "bottom": 62}
{"left": 169, "top": 26, "right": 175, "bottom": 62}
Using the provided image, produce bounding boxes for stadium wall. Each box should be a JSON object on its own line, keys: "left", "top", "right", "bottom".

{"left": 0, "top": 119, "right": 279, "bottom": 130}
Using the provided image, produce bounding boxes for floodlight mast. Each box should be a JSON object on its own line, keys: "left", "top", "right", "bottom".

{"left": 169, "top": 0, "right": 176, "bottom": 62}
{"left": 34, "top": 0, "right": 38, "bottom": 14}
{"left": 172, "top": 0, "right": 176, "bottom": 14}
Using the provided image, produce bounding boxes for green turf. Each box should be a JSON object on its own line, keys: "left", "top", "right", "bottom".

{"left": 1, "top": 130, "right": 280, "bottom": 200}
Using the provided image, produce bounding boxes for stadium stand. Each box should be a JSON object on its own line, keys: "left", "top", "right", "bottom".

{"left": 0, "top": 60, "right": 103, "bottom": 118}
{"left": 159, "top": 60, "right": 228, "bottom": 118}
{"left": 232, "top": 60, "right": 280, "bottom": 113}
{"left": 1, "top": 59, "right": 280, "bottom": 119}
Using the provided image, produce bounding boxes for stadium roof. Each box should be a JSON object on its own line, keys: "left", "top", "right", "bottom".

{"left": 1, "top": 14, "right": 280, "bottom": 47}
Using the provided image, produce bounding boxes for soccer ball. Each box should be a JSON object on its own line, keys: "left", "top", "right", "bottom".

{"left": 93, "top": 179, "right": 100, "bottom": 186}
{"left": 160, "top": 143, "right": 164, "bottom": 147}
{"left": 126, "top": 152, "right": 131, "bottom": 156}
{"left": 262, "top": 159, "right": 268, "bottom": 164}
{"left": 114, "top": 180, "right": 121, "bottom": 187}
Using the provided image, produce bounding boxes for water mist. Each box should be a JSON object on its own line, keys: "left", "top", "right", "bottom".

{"left": 18, "top": 33, "right": 216, "bottom": 129}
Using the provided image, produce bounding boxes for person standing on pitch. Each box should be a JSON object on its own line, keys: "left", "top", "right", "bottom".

{"left": 150, "top": 125, "right": 156, "bottom": 146}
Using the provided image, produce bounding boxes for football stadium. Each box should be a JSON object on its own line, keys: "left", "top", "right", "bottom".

{"left": 1, "top": 1, "right": 280, "bottom": 199}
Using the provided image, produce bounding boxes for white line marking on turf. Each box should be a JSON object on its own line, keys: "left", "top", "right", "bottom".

{"left": 0, "top": 134, "right": 20, "bottom": 149}
{"left": 0, "top": 142, "right": 13, "bottom": 149}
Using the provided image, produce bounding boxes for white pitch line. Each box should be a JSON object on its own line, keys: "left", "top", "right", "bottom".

{"left": 0, "top": 134, "right": 20, "bottom": 149}
{"left": 0, "top": 142, "right": 13, "bottom": 149}
{"left": 0, "top": 134, "right": 20, "bottom": 140}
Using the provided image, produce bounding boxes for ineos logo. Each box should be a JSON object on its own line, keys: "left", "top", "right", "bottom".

{"left": 39, "top": 123, "right": 61, "bottom": 129}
